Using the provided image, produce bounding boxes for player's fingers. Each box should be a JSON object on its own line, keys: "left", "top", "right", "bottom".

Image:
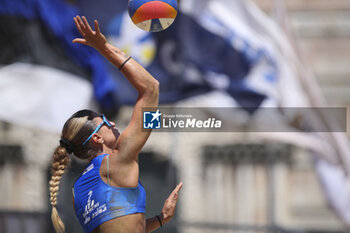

{"left": 169, "top": 182, "right": 183, "bottom": 200}
{"left": 76, "top": 16, "right": 87, "bottom": 32}
{"left": 73, "top": 17, "right": 85, "bottom": 36}
{"left": 72, "top": 38, "right": 87, "bottom": 45}
{"left": 174, "top": 182, "right": 183, "bottom": 193}
{"left": 76, "top": 16, "right": 84, "bottom": 28}
{"left": 82, "top": 16, "right": 93, "bottom": 33}
{"left": 94, "top": 20, "right": 101, "bottom": 34}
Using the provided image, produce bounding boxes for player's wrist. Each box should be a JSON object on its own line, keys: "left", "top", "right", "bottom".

{"left": 155, "top": 214, "right": 164, "bottom": 227}
{"left": 104, "top": 43, "right": 126, "bottom": 56}
{"left": 97, "top": 43, "right": 129, "bottom": 66}
{"left": 96, "top": 42, "right": 113, "bottom": 53}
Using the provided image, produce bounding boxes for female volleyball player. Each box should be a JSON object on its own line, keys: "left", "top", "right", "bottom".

{"left": 49, "top": 15, "right": 182, "bottom": 233}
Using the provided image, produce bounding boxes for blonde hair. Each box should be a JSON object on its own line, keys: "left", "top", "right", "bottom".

{"left": 49, "top": 146, "right": 70, "bottom": 233}
{"left": 49, "top": 110, "right": 100, "bottom": 233}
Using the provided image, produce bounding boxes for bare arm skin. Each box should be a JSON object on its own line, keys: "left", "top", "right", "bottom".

{"left": 73, "top": 16, "right": 159, "bottom": 187}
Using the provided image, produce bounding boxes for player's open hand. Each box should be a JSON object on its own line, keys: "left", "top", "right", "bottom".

{"left": 161, "top": 182, "right": 183, "bottom": 224}
{"left": 73, "top": 16, "right": 107, "bottom": 50}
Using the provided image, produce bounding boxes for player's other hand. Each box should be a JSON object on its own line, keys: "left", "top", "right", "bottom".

{"left": 73, "top": 15, "right": 107, "bottom": 50}
{"left": 160, "top": 182, "right": 183, "bottom": 224}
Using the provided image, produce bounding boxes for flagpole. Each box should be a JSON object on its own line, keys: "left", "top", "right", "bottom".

{"left": 272, "top": 0, "right": 350, "bottom": 176}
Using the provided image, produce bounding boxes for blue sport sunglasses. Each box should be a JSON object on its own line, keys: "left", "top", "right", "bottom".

{"left": 82, "top": 114, "right": 112, "bottom": 146}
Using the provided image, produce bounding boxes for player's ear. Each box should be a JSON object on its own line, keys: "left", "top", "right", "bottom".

{"left": 91, "top": 133, "right": 103, "bottom": 144}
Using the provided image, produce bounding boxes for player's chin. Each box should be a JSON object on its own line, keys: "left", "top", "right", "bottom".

{"left": 112, "top": 128, "right": 120, "bottom": 138}
{"left": 113, "top": 131, "right": 120, "bottom": 146}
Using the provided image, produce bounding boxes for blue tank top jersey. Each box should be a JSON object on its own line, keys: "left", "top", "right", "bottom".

{"left": 73, "top": 154, "right": 146, "bottom": 233}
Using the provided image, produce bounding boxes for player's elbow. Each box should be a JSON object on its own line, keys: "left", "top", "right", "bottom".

{"left": 147, "top": 79, "right": 159, "bottom": 97}
{"left": 139, "top": 78, "right": 159, "bottom": 102}
{"left": 153, "top": 79, "right": 160, "bottom": 93}
{"left": 151, "top": 79, "right": 160, "bottom": 90}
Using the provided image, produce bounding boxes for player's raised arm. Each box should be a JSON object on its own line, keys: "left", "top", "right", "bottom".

{"left": 73, "top": 16, "right": 159, "bottom": 162}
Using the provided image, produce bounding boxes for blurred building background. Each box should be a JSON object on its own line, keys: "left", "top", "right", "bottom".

{"left": 0, "top": 0, "right": 349, "bottom": 233}
{"left": 254, "top": 0, "right": 350, "bottom": 106}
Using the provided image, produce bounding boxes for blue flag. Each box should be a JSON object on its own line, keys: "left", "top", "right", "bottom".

{"left": 104, "top": 3, "right": 281, "bottom": 113}
{"left": 0, "top": 0, "right": 119, "bottom": 112}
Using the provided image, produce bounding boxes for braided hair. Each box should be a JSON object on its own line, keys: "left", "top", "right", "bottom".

{"left": 50, "top": 146, "right": 70, "bottom": 233}
{"left": 49, "top": 110, "right": 102, "bottom": 233}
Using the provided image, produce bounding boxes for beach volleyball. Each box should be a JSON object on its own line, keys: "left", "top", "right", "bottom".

{"left": 128, "top": 0, "right": 178, "bottom": 32}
